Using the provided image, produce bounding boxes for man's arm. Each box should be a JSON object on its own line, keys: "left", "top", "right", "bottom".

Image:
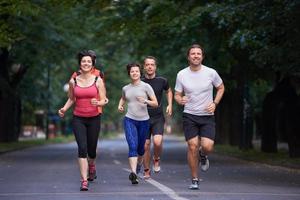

{"left": 165, "top": 88, "right": 173, "bottom": 116}
{"left": 174, "top": 91, "right": 188, "bottom": 105}
{"left": 206, "top": 83, "right": 225, "bottom": 113}
{"left": 213, "top": 83, "right": 225, "bottom": 105}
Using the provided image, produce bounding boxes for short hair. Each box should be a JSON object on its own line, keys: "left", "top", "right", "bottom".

{"left": 126, "top": 62, "right": 142, "bottom": 76}
{"left": 143, "top": 56, "right": 157, "bottom": 64}
{"left": 77, "top": 50, "right": 96, "bottom": 66}
{"left": 186, "top": 44, "right": 205, "bottom": 57}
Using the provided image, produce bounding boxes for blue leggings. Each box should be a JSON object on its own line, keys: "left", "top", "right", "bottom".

{"left": 123, "top": 117, "right": 149, "bottom": 157}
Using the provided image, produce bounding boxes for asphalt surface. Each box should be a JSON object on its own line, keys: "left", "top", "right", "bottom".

{"left": 0, "top": 135, "right": 299, "bottom": 200}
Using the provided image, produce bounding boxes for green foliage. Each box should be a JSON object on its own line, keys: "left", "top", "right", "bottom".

{"left": 0, "top": 0, "right": 41, "bottom": 47}
{"left": 1, "top": 0, "right": 298, "bottom": 137}
{"left": 215, "top": 144, "right": 300, "bottom": 169}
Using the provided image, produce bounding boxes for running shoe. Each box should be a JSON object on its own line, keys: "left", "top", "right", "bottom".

{"left": 199, "top": 151, "right": 209, "bottom": 172}
{"left": 189, "top": 178, "right": 199, "bottom": 190}
{"left": 80, "top": 180, "right": 89, "bottom": 191}
{"left": 129, "top": 172, "right": 139, "bottom": 184}
{"left": 88, "top": 164, "right": 97, "bottom": 181}
{"left": 152, "top": 157, "right": 161, "bottom": 173}
{"left": 143, "top": 168, "right": 151, "bottom": 179}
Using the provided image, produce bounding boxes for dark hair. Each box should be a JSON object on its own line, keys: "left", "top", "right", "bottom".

{"left": 143, "top": 56, "right": 157, "bottom": 64}
{"left": 77, "top": 50, "right": 96, "bottom": 66}
{"left": 126, "top": 63, "right": 142, "bottom": 76}
{"left": 186, "top": 44, "right": 205, "bottom": 57}
{"left": 87, "top": 50, "right": 97, "bottom": 64}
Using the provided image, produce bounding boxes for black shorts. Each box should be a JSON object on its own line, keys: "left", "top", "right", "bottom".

{"left": 146, "top": 114, "right": 165, "bottom": 139}
{"left": 182, "top": 113, "right": 215, "bottom": 141}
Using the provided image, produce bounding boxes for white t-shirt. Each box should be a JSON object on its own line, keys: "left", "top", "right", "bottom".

{"left": 175, "top": 65, "right": 223, "bottom": 116}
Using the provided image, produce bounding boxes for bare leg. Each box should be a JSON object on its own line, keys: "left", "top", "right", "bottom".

{"left": 78, "top": 158, "right": 88, "bottom": 180}
{"left": 143, "top": 139, "right": 151, "bottom": 170}
{"left": 187, "top": 136, "right": 200, "bottom": 179}
{"left": 153, "top": 134, "right": 163, "bottom": 159}
{"left": 137, "top": 155, "right": 143, "bottom": 166}
{"left": 200, "top": 137, "right": 214, "bottom": 155}
{"left": 128, "top": 157, "right": 138, "bottom": 173}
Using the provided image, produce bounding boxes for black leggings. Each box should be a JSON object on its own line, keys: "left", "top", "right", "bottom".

{"left": 72, "top": 115, "right": 101, "bottom": 158}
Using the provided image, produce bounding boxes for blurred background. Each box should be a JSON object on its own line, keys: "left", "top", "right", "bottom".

{"left": 0, "top": 0, "right": 299, "bottom": 158}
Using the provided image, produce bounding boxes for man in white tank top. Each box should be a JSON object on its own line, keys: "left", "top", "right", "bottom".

{"left": 175, "top": 44, "right": 225, "bottom": 190}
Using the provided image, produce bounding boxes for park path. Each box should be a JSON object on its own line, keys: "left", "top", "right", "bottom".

{"left": 0, "top": 135, "right": 299, "bottom": 200}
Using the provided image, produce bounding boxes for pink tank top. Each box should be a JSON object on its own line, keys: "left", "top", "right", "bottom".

{"left": 73, "top": 77, "right": 99, "bottom": 117}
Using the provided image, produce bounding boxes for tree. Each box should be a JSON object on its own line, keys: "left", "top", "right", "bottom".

{"left": 0, "top": 0, "right": 90, "bottom": 141}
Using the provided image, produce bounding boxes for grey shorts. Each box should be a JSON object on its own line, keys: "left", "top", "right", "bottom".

{"left": 182, "top": 113, "right": 215, "bottom": 141}
{"left": 146, "top": 114, "right": 165, "bottom": 139}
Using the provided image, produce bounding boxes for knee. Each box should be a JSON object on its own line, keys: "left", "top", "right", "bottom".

{"left": 128, "top": 144, "right": 138, "bottom": 157}
{"left": 88, "top": 150, "right": 97, "bottom": 159}
{"left": 188, "top": 142, "right": 198, "bottom": 152}
{"left": 137, "top": 145, "right": 145, "bottom": 156}
{"left": 128, "top": 149, "right": 138, "bottom": 157}
{"left": 153, "top": 139, "right": 162, "bottom": 147}
{"left": 78, "top": 149, "right": 87, "bottom": 158}
{"left": 202, "top": 143, "right": 214, "bottom": 153}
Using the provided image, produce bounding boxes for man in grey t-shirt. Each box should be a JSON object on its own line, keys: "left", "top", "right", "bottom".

{"left": 175, "top": 44, "right": 225, "bottom": 190}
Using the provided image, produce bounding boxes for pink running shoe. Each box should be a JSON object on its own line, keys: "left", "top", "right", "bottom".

{"left": 88, "top": 164, "right": 97, "bottom": 181}
{"left": 80, "top": 180, "right": 89, "bottom": 191}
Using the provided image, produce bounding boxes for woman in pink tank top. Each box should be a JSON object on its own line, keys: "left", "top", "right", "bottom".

{"left": 58, "top": 50, "right": 108, "bottom": 191}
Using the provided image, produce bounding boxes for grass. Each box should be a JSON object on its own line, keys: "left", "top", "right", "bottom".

{"left": 0, "top": 135, "right": 75, "bottom": 154}
{"left": 0, "top": 132, "right": 118, "bottom": 154}
{"left": 214, "top": 144, "right": 300, "bottom": 170}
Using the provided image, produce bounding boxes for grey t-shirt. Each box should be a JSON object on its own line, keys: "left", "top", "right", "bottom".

{"left": 122, "top": 81, "right": 155, "bottom": 120}
{"left": 175, "top": 65, "right": 223, "bottom": 116}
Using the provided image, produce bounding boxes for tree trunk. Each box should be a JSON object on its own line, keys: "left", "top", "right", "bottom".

{"left": 285, "top": 100, "right": 300, "bottom": 158}
{"left": 282, "top": 78, "right": 300, "bottom": 158}
{"left": 0, "top": 92, "right": 21, "bottom": 142}
{"left": 215, "top": 88, "right": 243, "bottom": 146}
{"left": 261, "top": 77, "right": 299, "bottom": 154}
{"left": 0, "top": 48, "right": 22, "bottom": 142}
{"left": 215, "top": 93, "right": 231, "bottom": 144}
{"left": 261, "top": 91, "right": 278, "bottom": 152}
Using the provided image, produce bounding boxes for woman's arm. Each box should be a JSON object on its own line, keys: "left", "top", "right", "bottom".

{"left": 147, "top": 95, "right": 158, "bottom": 107}
{"left": 136, "top": 95, "right": 158, "bottom": 108}
{"left": 91, "top": 78, "right": 108, "bottom": 107}
{"left": 58, "top": 80, "right": 75, "bottom": 117}
{"left": 118, "top": 96, "right": 126, "bottom": 113}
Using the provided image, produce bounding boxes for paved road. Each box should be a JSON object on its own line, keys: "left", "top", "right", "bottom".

{"left": 0, "top": 135, "right": 299, "bottom": 200}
